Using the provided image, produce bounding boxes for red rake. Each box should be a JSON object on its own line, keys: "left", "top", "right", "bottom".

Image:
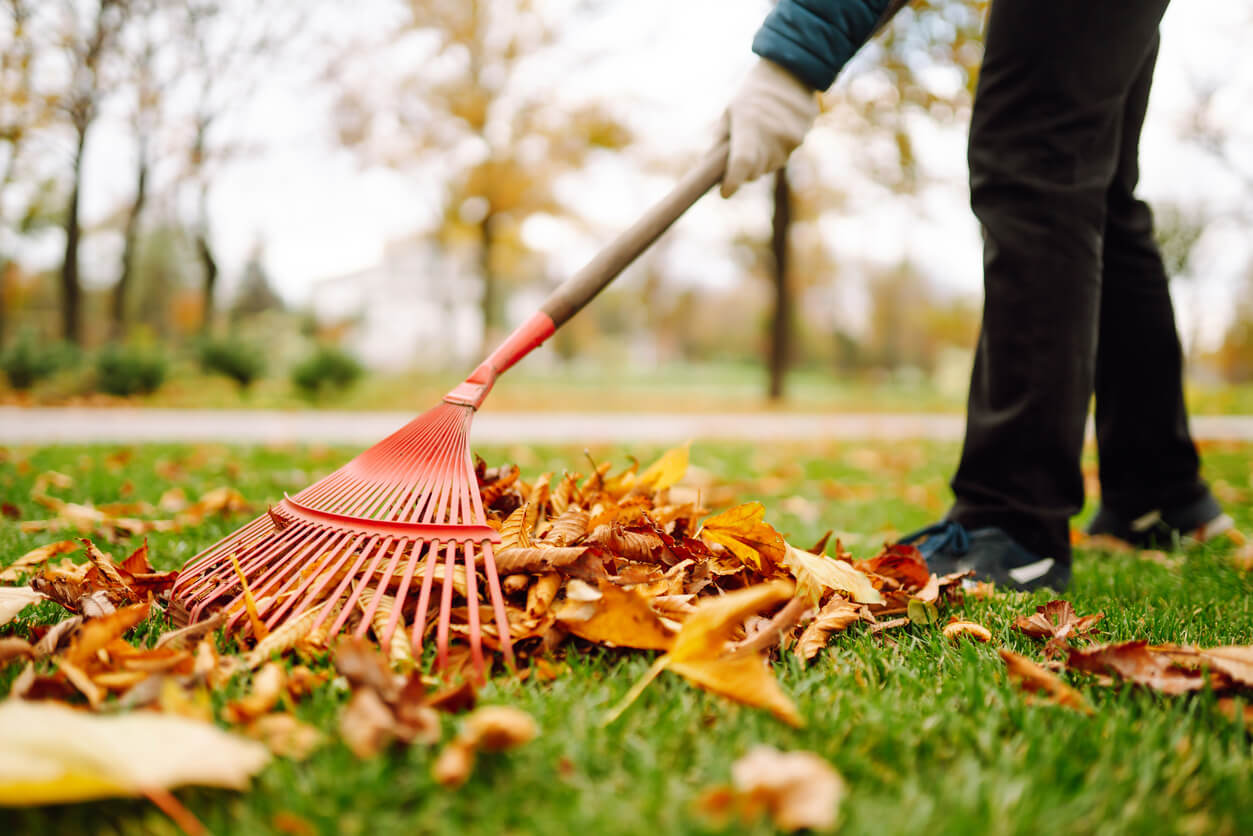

{"left": 169, "top": 147, "right": 727, "bottom": 678}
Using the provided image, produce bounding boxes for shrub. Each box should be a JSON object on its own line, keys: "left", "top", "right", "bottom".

{"left": 0, "top": 335, "right": 71, "bottom": 390}
{"left": 291, "top": 345, "right": 363, "bottom": 401}
{"left": 198, "top": 338, "right": 266, "bottom": 390}
{"left": 94, "top": 344, "right": 167, "bottom": 396}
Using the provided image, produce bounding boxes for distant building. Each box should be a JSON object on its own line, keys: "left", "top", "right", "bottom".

{"left": 310, "top": 236, "right": 482, "bottom": 371}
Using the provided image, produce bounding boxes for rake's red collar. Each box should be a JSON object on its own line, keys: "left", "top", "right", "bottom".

{"left": 444, "top": 311, "right": 556, "bottom": 409}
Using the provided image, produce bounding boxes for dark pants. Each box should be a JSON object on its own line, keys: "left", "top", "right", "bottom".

{"left": 949, "top": 0, "right": 1210, "bottom": 562}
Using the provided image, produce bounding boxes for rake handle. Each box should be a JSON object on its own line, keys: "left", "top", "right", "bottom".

{"left": 446, "top": 142, "right": 728, "bottom": 408}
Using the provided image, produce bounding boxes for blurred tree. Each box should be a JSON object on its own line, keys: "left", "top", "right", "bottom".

{"left": 50, "top": 0, "right": 131, "bottom": 345}
{"left": 172, "top": 0, "right": 290, "bottom": 335}
{"left": 111, "top": 0, "right": 175, "bottom": 339}
{"left": 230, "top": 240, "right": 283, "bottom": 322}
{"left": 329, "top": 0, "right": 632, "bottom": 355}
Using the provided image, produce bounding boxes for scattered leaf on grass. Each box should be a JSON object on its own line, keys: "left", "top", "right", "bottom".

{"left": 1013, "top": 600, "right": 1104, "bottom": 642}
{"left": 942, "top": 619, "right": 992, "bottom": 643}
{"left": 795, "top": 598, "right": 861, "bottom": 662}
{"left": 715, "top": 745, "right": 844, "bottom": 832}
{"left": 433, "top": 706, "right": 537, "bottom": 788}
{"left": 1000, "top": 649, "right": 1092, "bottom": 713}
{"left": 1066, "top": 642, "right": 1210, "bottom": 695}
{"left": 0, "top": 586, "right": 46, "bottom": 626}
{"left": 0, "top": 540, "right": 81, "bottom": 583}
{"left": 246, "top": 714, "right": 325, "bottom": 760}
{"left": 0, "top": 700, "right": 270, "bottom": 805}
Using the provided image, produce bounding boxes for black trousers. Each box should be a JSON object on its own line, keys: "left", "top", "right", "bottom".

{"left": 949, "top": 0, "right": 1211, "bottom": 562}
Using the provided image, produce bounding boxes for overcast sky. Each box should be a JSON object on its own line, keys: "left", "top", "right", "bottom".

{"left": 62, "top": 0, "right": 1253, "bottom": 348}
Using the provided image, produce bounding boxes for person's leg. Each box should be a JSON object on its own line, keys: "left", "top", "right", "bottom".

{"left": 947, "top": 1, "right": 1170, "bottom": 567}
{"left": 1089, "top": 38, "right": 1225, "bottom": 542}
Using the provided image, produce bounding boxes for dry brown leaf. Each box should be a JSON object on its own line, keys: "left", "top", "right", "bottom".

{"left": 1013, "top": 600, "right": 1104, "bottom": 642}
{"left": 1217, "top": 698, "right": 1253, "bottom": 724}
{"left": 795, "top": 598, "right": 862, "bottom": 662}
{"left": 727, "top": 745, "right": 844, "bottom": 832}
{"left": 1000, "top": 649, "right": 1092, "bottom": 713}
{"left": 493, "top": 546, "right": 593, "bottom": 574}
{"left": 432, "top": 740, "right": 476, "bottom": 788}
{"left": 0, "top": 699, "right": 270, "bottom": 804}
{"left": 340, "top": 688, "right": 400, "bottom": 759}
{"left": 0, "top": 586, "right": 45, "bottom": 626}
{"left": 0, "top": 637, "right": 34, "bottom": 666}
{"left": 0, "top": 540, "right": 81, "bottom": 582}
{"left": 246, "top": 713, "right": 325, "bottom": 760}
{"left": 545, "top": 508, "right": 590, "bottom": 546}
{"left": 63, "top": 601, "right": 150, "bottom": 669}
{"left": 224, "top": 663, "right": 288, "bottom": 724}
{"left": 1066, "top": 641, "right": 1208, "bottom": 694}
{"left": 460, "top": 705, "right": 538, "bottom": 751}
{"left": 943, "top": 619, "right": 992, "bottom": 643}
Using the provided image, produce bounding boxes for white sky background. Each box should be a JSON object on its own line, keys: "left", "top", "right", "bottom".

{"left": 61, "top": 0, "right": 1253, "bottom": 350}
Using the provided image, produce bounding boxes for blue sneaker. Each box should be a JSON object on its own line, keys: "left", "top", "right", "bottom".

{"left": 897, "top": 520, "right": 1070, "bottom": 592}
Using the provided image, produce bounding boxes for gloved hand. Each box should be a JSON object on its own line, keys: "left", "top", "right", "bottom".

{"left": 719, "top": 58, "right": 819, "bottom": 198}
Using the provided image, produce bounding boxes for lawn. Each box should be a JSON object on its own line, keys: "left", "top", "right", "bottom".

{"left": 1, "top": 439, "right": 1251, "bottom": 835}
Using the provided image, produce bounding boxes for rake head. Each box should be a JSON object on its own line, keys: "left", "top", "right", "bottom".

{"left": 169, "top": 399, "right": 515, "bottom": 677}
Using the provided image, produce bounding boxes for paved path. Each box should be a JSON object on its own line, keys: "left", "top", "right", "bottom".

{"left": 4, "top": 407, "right": 1253, "bottom": 445}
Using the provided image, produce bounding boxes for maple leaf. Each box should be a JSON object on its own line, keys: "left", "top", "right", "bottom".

{"left": 855, "top": 544, "right": 931, "bottom": 591}
{"left": 999, "top": 649, "right": 1092, "bottom": 714}
{"left": 1013, "top": 600, "right": 1104, "bottom": 643}
{"left": 698, "top": 503, "right": 786, "bottom": 571}
{"left": 0, "top": 700, "right": 270, "bottom": 804}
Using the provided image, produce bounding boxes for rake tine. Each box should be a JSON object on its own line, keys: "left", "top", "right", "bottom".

{"left": 355, "top": 537, "right": 409, "bottom": 640}
{"left": 328, "top": 536, "right": 393, "bottom": 637}
{"left": 411, "top": 538, "right": 442, "bottom": 655}
{"left": 436, "top": 540, "right": 457, "bottom": 671}
{"left": 463, "top": 541, "right": 485, "bottom": 680}
{"left": 480, "top": 540, "right": 515, "bottom": 670}
{"left": 380, "top": 539, "right": 424, "bottom": 650}
{"left": 311, "top": 535, "right": 384, "bottom": 636}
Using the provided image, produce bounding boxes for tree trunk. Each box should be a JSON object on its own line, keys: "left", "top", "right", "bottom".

{"left": 197, "top": 229, "right": 218, "bottom": 335}
{"left": 767, "top": 166, "right": 793, "bottom": 401}
{"left": 60, "top": 127, "right": 88, "bottom": 345}
{"left": 112, "top": 146, "right": 149, "bottom": 339}
{"left": 479, "top": 211, "right": 498, "bottom": 357}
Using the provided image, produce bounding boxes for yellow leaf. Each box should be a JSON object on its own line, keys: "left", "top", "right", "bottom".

{"left": 670, "top": 580, "right": 795, "bottom": 662}
{"left": 668, "top": 653, "right": 802, "bottom": 726}
{"left": 636, "top": 442, "right": 690, "bottom": 492}
{"left": 0, "top": 587, "right": 45, "bottom": 627}
{"left": 0, "top": 701, "right": 270, "bottom": 805}
{"left": 555, "top": 582, "right": 676, "bottom": 651}
{"left": 699, "top": 503, "right": 786, "bottom": 571}
{"left": 782, "top": 545, "right": 882, "bottom": 605}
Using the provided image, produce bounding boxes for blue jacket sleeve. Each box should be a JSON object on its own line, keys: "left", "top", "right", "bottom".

{"left": 751, "top": 0, "right": 894, "bottom": 91}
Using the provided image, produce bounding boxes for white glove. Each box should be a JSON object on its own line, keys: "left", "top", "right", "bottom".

{"left": 719, "top": 58, "right": 819, "bottom": 198}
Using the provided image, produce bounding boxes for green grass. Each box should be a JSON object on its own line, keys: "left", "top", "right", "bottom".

{"left": 1, "top": 440, "right": 1251, "bottom": 835}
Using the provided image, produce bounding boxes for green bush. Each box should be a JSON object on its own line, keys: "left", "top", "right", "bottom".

{"left": 0, "top": 335, "right": 72, "bottom": 390}
{"left": 291, "top": 345, "right": 363, "bottom": 401}
{"left": 94, "top": 344, "right": 167, "bottom": 396}
{"left": 198, "top": 338, "right": 266, "bottom": 390}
